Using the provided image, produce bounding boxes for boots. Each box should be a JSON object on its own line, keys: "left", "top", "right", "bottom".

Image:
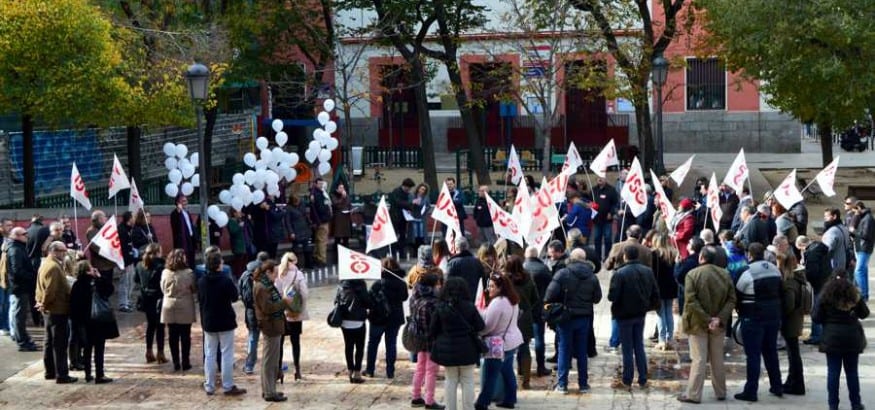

{"left": 519, "top": 355, "right": 532, "bottom": 390}
{"left": 156, "top": 351, "right": 168, "bottom": 364}
{"left": 350, "top": 370, "right": 364, "bottom": 384}
{"left": 145, "top": 348, "right": 156, "bottom": 363}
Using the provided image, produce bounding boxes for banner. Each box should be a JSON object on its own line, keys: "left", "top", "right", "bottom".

{"left": 589, "top": 139, "right": 619, "bottom": 178}
{"left": 527, "top": 183, "right": 560, "bottom": 244}
{"left": 432, "top": 182, "right": 461, "bottom": 233}
{"left": 365, "top": 196, "right": 398, "bottom": 253}
{"left": 512, "top": 177, "right": 533, "bottom": 239}
{"left": 128, "top": 177, "right": 145, "bottom": 213}
{"left": 91, "top": 215, "right": 124, "bottom": 269}
{"left": 70, "top": 162, "right": 92, "bottom": 211}
{"left": 774, "top": 169, "right": 804, "bottom": 210}
{"left": 619, "top": 157, "right": 647, "bottom": 217}
{"left": 338, "top": 245, "right": 382, "bottom": 280}
{"left": 108, "top": 154, "right": 131, "bottom": 199}
{"left": 445, "top": 225, "right": 462, "bottom": 255}
{"left": 669, "top": 155, "right": 695, "bottom": 186}
{"left": 507, "top": 145, "right": 523, "bottom": 185}
{"left": 706, "top": 173, "right": 722, "bottom": 230}
{"left": 560, "top": 142, "right": 583, "bottom": 175}
{"left": 546, "top": 173, "right": 569, "bottom": 204}
{"left": 650, "top": 169, "right": 676, "bottom": 223}
{"left": 722, "top": 148, "right": 748, "bottom": 194}
{"left": 485, "top": 193, "right": 524, "bottom": 248}
{"left": 814, "top": 156, "right": 840, "bottom": 197}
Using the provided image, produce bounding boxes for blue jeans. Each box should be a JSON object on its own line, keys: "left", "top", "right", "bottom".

{"left": 10, "top": 293, "right": 32, "bottom": 346}
{"left": 532, "top": 321, "right": 546, "bottom": 370}
{"left": 617, "top": 317, "right": 647, "bottom": 385}
{"left": 809, "top": 293, "right": 823, "bottom": 341}
{"left": 365, "top": 323, "right": 400, "bottom": 377}
{"left": 592, "top": 221, "right": 613, "bottom": 261}
{"left": 609, "top": 319, "right": 619, "bottom": 348}
{"left": 739, "top": 317, "right": 782, "bottom": 397}
{"left": 677, "top": 285, "right": 685, "bottom": 316}
{"left": 854, "top": 251, "right": 870, "bottom": 301}
{"left": 656, "top": 299, "right": 675, "bottom": 342}
{"left": 556, "top": 317, "right": 592, "bottom": 389}
{"left": 826, "top": 352, "right": 861, "bottom": 408}
{"left": 0, "top": 287, "right": 9, "bottom": 331}
{"left": 476, "top": 349, "right": 517, "bottom": 407}
{"left": 204, "top": 330, "right": 236, "bottom": 393}
{"left": 244, "top": 327, "right": 259, "bottom": 372}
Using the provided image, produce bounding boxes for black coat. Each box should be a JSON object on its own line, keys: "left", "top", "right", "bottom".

{"left": 117, "top": 223, "right": 136, "bottom": 266}
{"left": 608, "top": 262, "right": 660, "bottom": 320}
{"left": 652, "top": 252, "right": 678, "bottom": 299}
{"left": 812, "top": 298, "right": 869, "bottom": 355}
{"left": 131, "top": 223, "right": 157, "bottom": 252}
{"left": 135, "top": 258, "right": 164, "bottom": 300}
{"left": 368, "top": 273, "right": 408, "bottom": 327}
{"left": 70, "top": 272, "right": 120, "bottom": 340}
{"left": 544, "top": 261, "right": 602, "bottom": 317}
{"left": 446, "top": 251, "right": 485, "bottom": 302}
{"left": 197, "top": 271, "right": 239, "bottom": 333}
{"left": 429, "top": 300, "right": 485, "bottom": 367}
{"left": 803, "top": 241, "right": 831, "bottom": 293}
{"left": 592, "top": 184, "right": 619, "bottom": 224}
{"left": 473, "top": 197, "right": 493, "bottom": 228}
{"left": 335, "top": 279, "right": 370, "bottom": 322}
{"left": 854, "top": 209, "right": 875, "bottom": 254}
{"left": 524, "top": 257, "right": 552, "bottom": 305}
{"left": 284, "top": 203, "right": 313, "bottom": 243}
{"left": 6, "top": 241, "right": 35, "bottom": 295}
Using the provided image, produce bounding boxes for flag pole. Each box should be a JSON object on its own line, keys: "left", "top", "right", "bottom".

{"left": 72, "top": 198, "right": 81, "bottom": 250}
{"left": 619, "top": 203, "right": 628, "bottom": 239}
{"left": 582, "top": 165, "right": 595, "bottom": 200}
{"left": 799, "top": 178, "right": 816, "bottom": 195}
{"left": 381, "top": 268, "right": 407, "bottom": 284}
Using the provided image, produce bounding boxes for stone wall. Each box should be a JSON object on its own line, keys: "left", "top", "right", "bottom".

{"left": 660, "top": 111, "right": 800, "bottom": 153}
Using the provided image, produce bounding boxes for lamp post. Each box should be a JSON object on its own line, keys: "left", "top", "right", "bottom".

{"left": 651, "top": 53, "right": 669, "bottom": 175}
{"left": 185, "top": 63, "right": 210, "bottom": 261}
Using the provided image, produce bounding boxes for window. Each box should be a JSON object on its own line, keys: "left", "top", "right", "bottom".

{"left": 686, "top": 58, "right": 725, "bottom": 110}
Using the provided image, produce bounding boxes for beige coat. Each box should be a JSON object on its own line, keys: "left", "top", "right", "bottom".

{"left": 160, "top": 268, "right": 197, "bottom": 324}
{"left": 274, "top": 267, "right": 309, "bottom": 321}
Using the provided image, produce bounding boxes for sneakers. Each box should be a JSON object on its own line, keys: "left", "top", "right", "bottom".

{"left": 223, "top": 386, "right": 247, "bottom": 396}
{"left": 18, "top": 343, "right": 39, "bottom": 352}
{"left": 604, "top": 346, "right": 619, "bottom": 355}
{"left": 118, "top": 305, "right": 134, "bottom": 313}
{"left": 579, "top": 385, "right": 591, "bottom": 394}
{"left": 554, "top": 385, "right": 569, "bottom": 395}
{"left": 425, "top": 403, "right": 446, "bottom": 410}
{"left": 734, "top": 392, "right": 757, "bottom": 402}
{"left": 411, "top": 398, "right": 426, "bottom": 407}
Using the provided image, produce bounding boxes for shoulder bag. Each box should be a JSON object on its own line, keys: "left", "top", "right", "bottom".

{"left": 543, "top": 289, "right": 571, "bottom": 328}
{"left": 483, "top": 305, "right": 516, "bottom": 359}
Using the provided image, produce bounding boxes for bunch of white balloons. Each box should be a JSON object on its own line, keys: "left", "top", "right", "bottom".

{"left": 305, "top": 98, "right": 339, "bottom": 176}
{"left": 207, "top": 204, "right": 229, "bottom": 228}
{"left": 163, "top": 143, "right": 200, "bottom": 198}
{"left": 218, "top": 119, "right": 301, "bottom": 211}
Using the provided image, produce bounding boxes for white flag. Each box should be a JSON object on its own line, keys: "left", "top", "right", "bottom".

{"left": 722, "top": 149, "right": 748, "bottom": 194}
{"left": 669, "top": 155, "right": 695, "bottom": 186}
{"left": 530, "top": 231, "right": 553, "bottom": 255}
{"left": 560, "top": 142, "right": 583, "bottom": 175}
{"left": 108, "top": 154, "right": 131, "bottom": 199}
{"left": 546, "top": 172, "right": 569, "bottom": 204}
{"left": 589, "top": 139, "right": 619, "bottom": 178}
{"left": 432, "top": 182, "right": 461, "bottom": 233}
{"left": 70, "top": 163, "right": 92, "bottom": 211}
{"left": 512, "top": 177, "right": 533, "bottom": 239}
{"left": 128, "top": 177, "right": 145, "bottom": 213}
{"left": 338, "top": 245, "right": 382, "bottom": 280}
{"left": 774, "top": 169, "right": 804, "bottom": 210}
{"left": 707, "top": 173, "right": 722, "bottom": 230}
{"left": 92, "top": 215, "right": 124, "bottom": 269}
{"left": 445, "top": 225, "right": 462, "bottom": 255}
{"left": 650, "top": 169, "right": 676, "bottom": 223}
{"left": 619, "top": 157, "right": 647, "bottom": 217}
{"left": 814, "top": 156, "right": 840, "bottom": 197}
{"left": 527, "top": 183, "right": 561, "bottom": 244}
{"left": 366, "top": 196, "right": 398, "bottom": 253}
{"left": 485, "top": 193, "right": 524, "bottom": 248}
{"left": 507, "top": 145, "right": 523, "bottom": 185}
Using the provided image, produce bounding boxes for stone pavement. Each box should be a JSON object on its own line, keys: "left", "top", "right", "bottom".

{"left": 1, "top": 259, "right": 874, "bottom": 409}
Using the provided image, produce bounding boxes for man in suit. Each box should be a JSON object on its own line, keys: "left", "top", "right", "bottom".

{"left": 170, "top": 195, "right": 198, "bottom": 269}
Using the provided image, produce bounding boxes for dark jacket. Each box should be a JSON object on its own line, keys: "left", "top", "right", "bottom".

{"left": 388, "top": 186, "right": 413, "bottom": 234}
{"left": 789, "top": 201, "right": 809, "bottom": 236}
{"left": 719, "top": 192, "right": 740, "bottom": 231}
{"left": 803, "top": 241, "right": 831, "bottom": 293}
{"left": 429, "top": 299, "right": 485, "bottom": 367}
{"left": 197, "top": 270, "right": 239, "bottom": 333}
{"left": 131, "top": 223, "right": 158, "bottom": 254}
{"left": 652, "top": 252, "right": 678, "bottom": 299}
{"left": 674, "top": 252, "right": 699, "bottom": 288}
{"left": 117, "top": 223, "right": 136, "bottom": 266}
{"left": 25, "top": 221, "right": 49, "bottom": 261}
{"left": 565, "top": 202, "right": 592, "bottom": 236}
{"left": 781, "top": 269, "right": 806, "bottom": 338}
{"left": 285, "top": 203, "right": 313, "bottom": 243}
{"left": 309, "top": 187, "right": 332, "bottom": 225}
{"left": 738, "top": 216, "right": 769, "bottom": 249}
{"left": 473, "top": 197, "right": 492, "bottom": 228}
{"left": 335, "top": 279, "right": 370, "bottom": 322}
{"left": 331, "top": 192, "right": 353, "bottom": 238}
{"left": 854, "top": 208, "right": 875, "bottom": 254}
{"left": 544, "top": 261, "right": 602, "bottom": 317}
{"left": 812, "top": 297, "right": 869, "bottom": 355}
{"left": 592, "top": 183, "right": 619, "bottom": 224}
{"left": 7, "top": 240, "right": 35, "bottom": 295}
{"left": 410, "top": 283, "right": 439, "bottom": 352}
{"left": 135, "top": 258, "right": 165, "bottom": 300}
{"left": 70, "top": 271, "right": 120, "bottom": 340}
{"left": 451, "top": 188, "right": 468, "bottom": 223}
{"left": 446, "top": 250, "right": 486, "bottom": 302}
{"left": 226, "top": 217, "right": 246, "bottom": 256}
{"left": 735, "top": 260, "right": 783, "bottom": 321}
{"left": 524, "top": 257, "right": 552, "bottom": 307}
{"left": 169, "top": 208, "right": 198, "bottom": 255}
{"left": 608, "top": 261, "right": 660, "bottom": 320}
{"left": 368, "top": 274, "right": 408, "bottom": 327}
{"left": 512, "top": 276, "right": 539, "bottom": 341}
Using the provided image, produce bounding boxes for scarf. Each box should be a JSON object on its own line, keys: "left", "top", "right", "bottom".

{"left": 258, "top": 274, "right": 285, "bottom": 319}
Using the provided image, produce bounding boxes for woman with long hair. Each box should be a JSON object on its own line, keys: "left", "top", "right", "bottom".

{"left": 432, "top": 239, "right": 452, "bottom": 275}
{"left": 478, "top": 244, "right": 499, "bottom": 278}
{"left": 410, "top": 183, "right": 430, "bottom": 249}
{"left": 135, "top": 243, "right": 166, "bottom": 364}
{"left": 504, "top": 256, "right": 539, "bottom": 389}
{"left": 651, "top": 233, "right": 679, "bottom": 350}
{"left": 364, "top": 257, "right": 408, "bottom": 379}
{"left": 812, "top": 272, "right": 869, "bottom": 410}
{"left": 160, "top": 249, "right": 197, "bottom": 371}
{"left": 777, "top": 251, "right": 806, "bottom": 395}
{"left": 430, "top": 277, "right": 485, "bottom": 410}
{"left": 70, "top": 260, "right": 119, "bottom": 383}
{"left": 275, "top": 252, "right": 309, "bottom": 381}
{"left": 476, "top": 274, "right": 523, "bottom": 410}
{"left": 335, "top": 278, "right": 370, "bottom": 383}
{"left": 409, "top": 271, "right": 444, "bottom": 409}
{"left": 253, "top": 260, "right": 290, "bottom": 402}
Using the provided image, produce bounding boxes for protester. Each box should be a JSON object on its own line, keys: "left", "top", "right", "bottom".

{"left": 334, "top": 278, "right": 370, "bottom": 384}
{"left": 476, "top": 274, "right": 522, "bottom": 410}
{"left": 389, "top": 178, "right": 416, "bottom": 256}
{"left": 777, "top": 251, "right": 806, "bottom": 395}
{"left": 477, "top": 244, "right": 499, "bottom": 280}
{"left": 239, "top": 252, "right": 269, "bottom": 374}
{"left": 160, "top": 249, "right": 196, "bottom": 372}
{"left": 253, "top": 260, "right": 290, "bottom": 402}
{"left": 0, "top": 219, "right": 14, "bottom": 337}
{"left": 651, "top": 232, "right": 678, "bottom": 350}
{"left": 473, "top": 185, "right": 496, "bottom": 246}
{"left": 226, "top": 209, "right": 249, "bottom": 277}
{"left": 135, "top": 243, "right": 166, "bottom": 364}
{"left": 505, "top": 256, "right": 538, "bottom": 389}
{"left": 309, "top": 178, "right": 333, "bottom": 268}
{"left": 275, "top": 252, "right": 308, "bottom": 381}
{"left": 731, "top": 187, "right": 754, "bottom": 233}
{"left": 432, "top": 239, "right": 452, "bottom": 274}
{"left": 250, "top": 197, "right": 285, "bottom": 259}
{"left": 117, "top": 211, "right": 137, "bottom": 312}
{"left": 429, "top": 277, "right": 484, "bottom": 410}
{"left": 850, "top": 201, "right": 874, "bottom": 301}
{"left": 523, "top": 246, "right": 552, "bottom": 377}
{"left": 670, "top": 199, "right": 697, "bottom": 259}
{"left": 564, "top": 192, "right": 592, "bottom": 243}
{"left": 36, "top": 241, "right": 75, "bottom": 383}
{"left": 169, "top": 195, "right": 197, "bottom": 269}
{"left": 409, "top": 271, "right": 444, "bottom": 409}
{"left": 545, "top": 240, "right": 568, "bottom": 275}
{"left": 7, "top": 227, "right": 38, "bottom": 351}
{"left": 735, "top": 205, "right": 769, "bottom": 249}
{"left": 364, "top": 258, "right": 407, "bottom": 379}
{"left": 331, "top": 183, "right": 353, "bottom": 253}
{"left": 198, "top": 250, "right": 245, "bottom": 396}
{"left": 797, "top": 236, "right": 830, "bottom": 345}
{"left": 285, "top": 195, "right": 313, "bottom": 269}
{"left": 812, "top": 272, "right": 869, "bottom": 410}
{"left": 446, "top": 177, "right": 468, "bottom": 237}
{"left": 26, "top": 216, "right": 50, "bottom": 326}
{"left": 822, "top": 207, "right": 853, "bottom": 271}
{"left": 718, "top": 184, "right": 740, "bottom": 231}
{"left": 591, "top": 177, "right": 619, "bottom": 261}
{"left": 409, "top": 183, "right": 431, "bottom": 249}
{"left": 131, "top": 209, "right": 158, "bottom": 257}
{"left": 70, "top": 260, "right": 118, "bottom": 384}
{"left": 446, "top": 237, "right": 485, "bottom": 302}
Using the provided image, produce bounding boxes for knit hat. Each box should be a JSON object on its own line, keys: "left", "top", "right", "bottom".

{"left": 757, "top": 203, "right": 771, "bottom": 216}
{"left": 679, "top": 198, "right": 694, "bottom": 210}
{"left": 417, "top": 245, "right": 434, "bottom": 267}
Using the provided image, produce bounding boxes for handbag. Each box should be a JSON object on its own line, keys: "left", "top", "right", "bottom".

{"left": 287, "top": 271, "right": 304, "bottom": 314}
{"left": 483, "top": 305, "right": 516, "bottom": 360}
{"left": 543, "top": 289, "right": 571, "bottom": 328}
{"left": 326, "top": 305, "right": 344, "bottom": 328}
{"left": 90, "top": 286, "right": 116, "bottom": 324}
{"left": 446, "top": 305, "right": 487, "bottom": 354}
{"left": 401, "top": 316, "right": 416, "bottom": 352}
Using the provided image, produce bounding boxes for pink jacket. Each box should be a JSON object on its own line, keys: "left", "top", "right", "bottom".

{"left": 479, "top": 296, "right": 523, "bottom": 352}
{"left": 274, "top": 267, "right": 309, "bottom": 321}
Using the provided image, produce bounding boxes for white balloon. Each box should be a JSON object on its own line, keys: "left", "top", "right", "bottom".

{"left": 308, "top": 140, "right": 321, "bottom": 152}
{"left": 216, "top": 212, "right": 229, "bottom": 228}
{"left": 168, "top": 169, "right": 182, "bottom": 184}
{"left": 272, "top": 147, "right": 285, "bottom": 163}
{"left": 251, "top": 190, "right": 265, "bottom": 205}
{"left": 244, "top": 170, "right": 256, "bottom": 185}
{"left": 271, "top": 119, "right": 284, "bottom": 133}
{"left": 175, "top": 144, "right": 188, "bottom": 159}
{"left": 288, "top": 168, "right": 297, "bottom": 181}
{"left": 191, "top": 173, "right": 200, "bottom": 188}
{"left": 219, "top": 190, "right": 232, "bottom": 205}
{"left": 318, "top": 149, "right": 332, "bottom": 163}
{"left": 275, "top": 131, "right": 288, "bottom": 147}
{"left": 256, "top": 136, "right": 269, "bottom": 151}
{"left": 255, "top": 159, "right": 267, "bottom": 171}
{"left": 189, "top": 152, "right": 199, "bottom": 166}
{"left": 265, "top": 170, "right": 279, "bottom": 185}
{"left": 260, "top": 149, "right": 273, "bottom": 164}
{"left": 181, "top": 163, "right": 195, "bottom": 179}
{"left": 323, "top": 99, "right": 335, "bottom": 113}
{"left": 231, "top": 197, "right": 244, "bottom": 211}
{"left": 288, "top": 153, "right": 300, "bottom": 165}
{"left": 163, "top": 142, "right": 176, "bottom": 157}
{"left": 243, "top": 152, "right": 257, "bottom": 167}
{"left": 232, "top": 173, "right": 244, "bottom": 186}
{"left": 325, "top": 121, "right": 337, "bottom": 134}
{"left": 255, "top": 169, "right": 267, "bottom": 184}
{"left": 267, "top": 185, "right": 280, "bottom": 198}
{"left": 318, "top": 162, "right": 331, "bottom": 176}
{"left": 181, "top": 182, "right": 194, "bottom": 196}
{"left": 165, "top": 183, "right": 179, "bottom": 198}
{"left": 208, "top": 205, "right": 220, "bottom": 219}
{"left": 304, "top": 149, "right": 318, "bottom": 163}
{"left": 241, "top": 188, "right": 253, "bottom": 204}
{"left": 326, "top": 137, "right": 339, "bottom": 151}
{"left": 317, "top": 111, "right": 330, "bottom": 126}
{"left": 177, "top": 158, "right": 191, "bottom": 170}
{"left": 164, "top": 157, "right": 178, "bottom": 172}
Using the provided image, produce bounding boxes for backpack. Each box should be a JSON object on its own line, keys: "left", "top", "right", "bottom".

{"left": 367, "top": 280, "right": 391, "bottom": 323}
{"left": 799, "top": 277, "right": 814, "bottom": 315}
{"left": 239, "top": 271, "right": 255, "bottom": 309}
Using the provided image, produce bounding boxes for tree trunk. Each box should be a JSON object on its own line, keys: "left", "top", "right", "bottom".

{"left": 445, "top": 64, "right": 491, "bottom": 185}
{"left": 540, "top": 114, "right": 552, "bottom": 178}
{"left": 202, "top": 106, "right": 218, "bottom": 202}
{"left": 126, "top": 126, "right": 142, "bottom": 183}
{"left": 22, "top": 114, "right": 35, "bottom": 208}
{"left": 633, "top": 99, "right": 655, "bottom": 171}
{"left": 817, "top": 121, "right": 833, "bottom": 167}
{"left": 409, "top": 61, "right": 438, "bottom": 193}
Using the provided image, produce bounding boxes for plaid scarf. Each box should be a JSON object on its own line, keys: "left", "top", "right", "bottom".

{"left": 258, "top": 274, "right": 285, "bottom": 319}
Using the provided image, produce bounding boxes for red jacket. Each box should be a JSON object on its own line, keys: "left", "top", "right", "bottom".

{"left": 673, "top": 213, "right": 696, "bottom": 258}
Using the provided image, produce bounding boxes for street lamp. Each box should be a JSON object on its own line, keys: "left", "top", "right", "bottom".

{"left": 651, "top": 53, "right": 669, "bottom": 175}
{"left": 185, "top": 63, "right": 210, "bottom": 261}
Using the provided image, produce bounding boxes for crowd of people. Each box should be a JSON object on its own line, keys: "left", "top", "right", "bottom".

{"left": 0, "top": 168, "right": 872, "bottom": 410}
